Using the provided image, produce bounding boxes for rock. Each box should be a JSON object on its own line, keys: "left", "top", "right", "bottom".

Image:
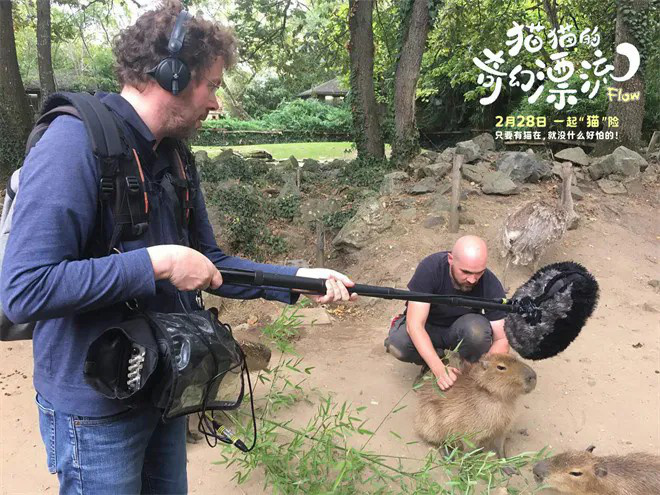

{"left": 588, "top": 146, "right": 648, "bottom": 180}
{"left": 481, "top": 171, "right": 519, "bottom": 195}
{"left": 461, "top": 163, "right": 490, "bottom": 183}
{"left": 380, "top": 171, "right": 409, "bottom": 195}
{"left": 641, "top": 163, "right": 659, "bottom": 185}
{"left": 555, "top": 147, "right": 590, "bottom": 166}
{"left": 472, "top": 133, "right": 495, "bottom": 153}
{"left": 423, "top": 216, "right": 446, "bottom": 228}
{"left": 298, "top": 197, "right": 341, "bottom": 225}
{"left": 281, "top": 155, "right": 299, "bottom": 171}
{"left": 302, "top": 158, "right": 321, "bottom": 172}
{"left": 418, "top": 162, "right": 452, "bottom": 180}
{"left": 296, "top": 308, "right": 332, "bottom": 326}
{"left": 406, "top": 153, "right": 433, "bottom": 175}
{"left": 571, "top": 185, "right": 585, "bottom": 201}
{"left": 409, "top": 177, "right": 437, "bottom": 195}
{"left": 437, "top": 147, "right": 455, "bottom": 163}
{"left": 455, "top": 140, "right": 481, "bottom": 163}
{"left": 194, "top": 150, "right": 209, "bottom": 166}
{"left": 431, "top": 195, "right": 451, "bottom": 211}
{"left": 436, "top": 182, "right": 452, "bottom": 195}
{"left": 279, "top": 174, "right": 301, "bottom": 198}
{"left": 648, "top": 279, "right": 660, "bottom": 292}
{"left": 332, "top": 197, "right": 393, "bottom": 252}
{"left": 322, "top": 158, "right": 349, "bottom": 171}
{"left": 495, "top": 151, "right": 552, "bottom": 183}
{"left": 597, "top": 178, "right": 627, "bottom": 194}
{"left": 421, "top": 150, "right": 439, "bottom": 162}
{"left": 245, "top": 149, "right": 273, "bottom": 160}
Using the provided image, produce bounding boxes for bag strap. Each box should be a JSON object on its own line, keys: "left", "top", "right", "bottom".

{"left": 37, "top": 92, "right": 150, "bottom": 254}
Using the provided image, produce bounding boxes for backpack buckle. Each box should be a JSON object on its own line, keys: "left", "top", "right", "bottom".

{"left": 131, "top": 222, "right": 148, "bottom": 237}
{"left": 100, "top": 178, "right": 114, "bottom": 199}
{"left": 125, "top": 176, "right": 141, "bottom": 195}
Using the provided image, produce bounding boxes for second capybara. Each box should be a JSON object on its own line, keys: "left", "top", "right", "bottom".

{"left": 533, "top": 446, "right": 660, "bottom": 495}
{"left": 414, "top": 353, "right": 537, "bottom": 457}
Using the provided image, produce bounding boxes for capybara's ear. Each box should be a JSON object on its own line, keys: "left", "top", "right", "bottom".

{"left": 480, "top": 360, "right": 489, "bottom": 370}
{"left": 594, "top": 464, "right": 608, "bottom": 477}
{"left": 586, "top": 445, "right": 596, "bottom": 453}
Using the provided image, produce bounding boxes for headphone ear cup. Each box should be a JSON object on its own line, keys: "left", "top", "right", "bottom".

{"left": 152, "top": 57, "right": 191, "bottom": 95}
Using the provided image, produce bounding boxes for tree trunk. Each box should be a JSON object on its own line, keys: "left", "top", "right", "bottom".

{"left": 391, "top": 0, "right": 431, "bottom": 166}
{"left": 348, "top": 0, "right": 384, "bottom": 160}
{"left": 221, "top": 80, "right": 251, "bottom": 120}
{"left": 0, "top": 0, "right": 33, "bottom": 175}
{"left": 37, "top": 0, "right": 57, "bottom": 101}
{"left": 595, "top": 0, "right": 650, "bottom": 155}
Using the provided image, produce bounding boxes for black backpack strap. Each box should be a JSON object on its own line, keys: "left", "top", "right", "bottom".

{"left": 37, "top": 92, "right": 150, "bottom": 254}
{"left": 171, "top": 141, "right": 198, "bottom": 250}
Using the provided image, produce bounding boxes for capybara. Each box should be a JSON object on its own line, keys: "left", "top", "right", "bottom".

{"left": 533, "top": 446, "right": 660, "bottom": 495}
{"left": 414, "top": 353, "right": 537, "bottom": 457}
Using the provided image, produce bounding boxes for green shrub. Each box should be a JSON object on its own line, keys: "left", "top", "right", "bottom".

{"left": 340, "top": 156, "right": 390, "bottom": 190}
{"left": 273, "top": 195, "right": 301, "bottom": 221}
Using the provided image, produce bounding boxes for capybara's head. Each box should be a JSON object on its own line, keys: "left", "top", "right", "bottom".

{"left": 533, "top": 446, "right": 605, "bottom": 495}
{"left": 469, "top": 353, "right": 537, "bottom": 399}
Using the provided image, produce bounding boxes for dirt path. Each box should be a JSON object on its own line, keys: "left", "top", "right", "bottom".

{"left": 2, "top": 180, "right": 659, "bottom": 494}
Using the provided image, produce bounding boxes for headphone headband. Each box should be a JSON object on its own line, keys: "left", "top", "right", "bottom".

{"left": 168, "top": 10, "right": 191, "bottom": 55}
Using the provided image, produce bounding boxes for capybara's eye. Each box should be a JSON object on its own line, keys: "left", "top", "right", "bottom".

{"left": 569, "top": 471, "right": 583, "bottom": 477}
{"left": 496, "top": 365, "right": 507, "bottom": 371}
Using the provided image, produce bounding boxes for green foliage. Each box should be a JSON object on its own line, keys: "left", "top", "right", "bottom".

{"left": 619, "top": 0, "right": 660, "bottom": 69}
{"left": 241, "top": 76, "right": 294, "bottom": 119}
{"left": 274, "top": 195, "right": 301, "bottom": 222}
{"left": 208, "top": 184, "right": 282, "bottom": 260}
{"left": 340, "top": 156, "right": 391, "bottom": 190}
{"left": 262, "top": 99, "right": 352, "bottom": 133}
{"left": 322, "top": 208, "right": 356, "bottom": 231}
{"left": 217, "top": 308, "right": 548, "bottom": 493}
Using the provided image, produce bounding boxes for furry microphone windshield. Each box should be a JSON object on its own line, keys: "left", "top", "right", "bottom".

{"left": 504, "top": 261, "right": 599, "bottom": 360}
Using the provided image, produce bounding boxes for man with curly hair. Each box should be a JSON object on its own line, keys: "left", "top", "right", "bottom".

{"left": 1, "top": 1, "right": 356, "bottom": 493}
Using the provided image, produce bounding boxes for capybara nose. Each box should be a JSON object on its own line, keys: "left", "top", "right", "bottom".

{"left": 533, "top": 461, "right": 548, "bottom": 482}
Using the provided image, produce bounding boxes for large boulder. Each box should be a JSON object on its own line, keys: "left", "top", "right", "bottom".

{"left": 597, "top": 178, "right": 627, "bottom": 194}
{"left": 409, "top": 177, "right": 437, "bottom": 195}
{"left": 461, "top": 163, "right": 491, "bottom": 184}
{"left": 495, "top": 152, "right": 552, "bottom": 183}
{"left": 418, "top": 162, "right": 452, "bottom": 180}
{"left": 555, "top": 147, "right": 590, "bottom": 167}
{"left": 588, "top": 146, "right": 648, "bottom": 180}
{"left": 481, "top": 171, "right": 519, "bottom": 195}
{"left": 380, "top": 171, "right": 409, "bottom": 195}
{"left": 332, "top": 197, "right": 393, "bottom": 252}
{"left": 472, "top": 133, "right": 496, "bottom": 153}
{"left": 298, "top": 197, "right": 341, "bottom": 225}
{"left": 455, "top": 140, "right": 481, "bottom": 163}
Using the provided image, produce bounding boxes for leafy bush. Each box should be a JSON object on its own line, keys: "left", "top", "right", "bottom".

{"left": 273, "top": 195, "right": 301, "bottom": 221}
{"left": 208, "top": 185, "right": 283, "bottom": 260}
{"left": 263, "top": 98, "right": 352, "bottom": 133}
{"left": 339, "top": 156, "right": 391, "bottom": 190}
{"left": 241, "top": 77, "right": 293, "bottom": 119}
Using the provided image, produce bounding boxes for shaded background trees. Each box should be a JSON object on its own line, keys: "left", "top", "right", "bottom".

{"left": 1, "top": 0, "right": 658, "bottom": 176}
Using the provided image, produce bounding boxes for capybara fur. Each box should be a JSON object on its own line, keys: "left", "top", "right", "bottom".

{"left": 533, "top": 446, "right": 660, "bottom": 495}
{"left": 414, "top": 353, "right": 537, "bottom": 457}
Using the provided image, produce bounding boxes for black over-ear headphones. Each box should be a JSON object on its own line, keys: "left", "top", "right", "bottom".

{"left": 148, "top": 10, "right": 192, "bottom": 95}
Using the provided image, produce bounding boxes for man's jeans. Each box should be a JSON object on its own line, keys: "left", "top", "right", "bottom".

{"left": 385, "top": 313, "right": 493, "bottom": 364}
{"left": 36, "top": 393, "right": 187, "bottom": 495}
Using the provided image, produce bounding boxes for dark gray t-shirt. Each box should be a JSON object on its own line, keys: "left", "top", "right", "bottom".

{"left": 407, "top": 251, "right": 506, "bottom": 327}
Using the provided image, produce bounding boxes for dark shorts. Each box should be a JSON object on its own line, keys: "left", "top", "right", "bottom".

{"left": 385, "top": 313, "right": 493, "bottom": 364}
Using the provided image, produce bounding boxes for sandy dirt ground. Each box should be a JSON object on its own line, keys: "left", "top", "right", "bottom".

{"left": 1, "top": 174, "right": 658, "bottom": 494}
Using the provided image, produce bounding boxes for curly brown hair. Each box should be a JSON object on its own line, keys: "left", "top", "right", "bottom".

{"left": 113, "top": 0, "right": 236, "bottom": 88}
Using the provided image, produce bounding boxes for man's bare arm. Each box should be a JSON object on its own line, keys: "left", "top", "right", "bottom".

{"left": 488, "top": 318, "right": 510, "bottom": 354}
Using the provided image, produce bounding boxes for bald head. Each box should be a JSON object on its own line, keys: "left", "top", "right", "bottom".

{"left": 448, "top": 236, "right": 488, "bottom": 291}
